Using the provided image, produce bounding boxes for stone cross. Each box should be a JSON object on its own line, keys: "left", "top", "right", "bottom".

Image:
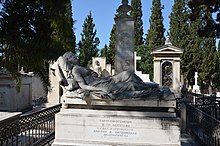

{"left": 194, "top": 72, "right": 198, "bottom": 86}
{"left": 134, "top": 52, "right": 141, "bottom": 72}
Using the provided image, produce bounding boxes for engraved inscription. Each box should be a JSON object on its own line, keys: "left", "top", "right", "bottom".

{"left": 93, "top": 118, "right": 137, "bottom": 138}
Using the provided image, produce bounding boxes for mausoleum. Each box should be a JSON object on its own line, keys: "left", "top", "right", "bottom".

{"left": 152, "top": 37, "right": 183, "bottom": 95}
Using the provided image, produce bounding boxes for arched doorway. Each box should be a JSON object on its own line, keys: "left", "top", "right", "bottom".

{"left": 162, "top": 61, "right": 173, "bottom": 88}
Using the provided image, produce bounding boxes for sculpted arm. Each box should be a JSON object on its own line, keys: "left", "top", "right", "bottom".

{"left": 72, "top": 68, "right": 103, "bottom": 92}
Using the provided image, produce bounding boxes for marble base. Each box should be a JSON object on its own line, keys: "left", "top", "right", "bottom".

{"left": 52, "top": 108, "right": 180, "bottom": 146}
{"left": 62, "top": 96, "right": 176, "bottom": 107}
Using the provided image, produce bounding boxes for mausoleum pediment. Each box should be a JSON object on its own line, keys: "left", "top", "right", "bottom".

{"left": 151, "top": 45, "right": 184, "bottom": 55}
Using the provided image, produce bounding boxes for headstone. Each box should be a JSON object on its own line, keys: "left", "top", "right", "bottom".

{"left": 192, "top": 72, "right": 201, "bottom": 94}
{"left": 114, "top": 0, "right": 134, "bottom": 74}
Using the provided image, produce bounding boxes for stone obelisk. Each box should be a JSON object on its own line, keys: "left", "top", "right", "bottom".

{"left": 114, "top": 0, "right": 134, "bottom": 74}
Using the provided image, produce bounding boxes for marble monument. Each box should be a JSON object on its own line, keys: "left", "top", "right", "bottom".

{"left": 52, "top": 1, "right": 180, "bottom": 146}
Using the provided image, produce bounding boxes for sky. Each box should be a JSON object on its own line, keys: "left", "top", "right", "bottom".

{"left": 72, "top": 0, "right": 174, "bottom": 49}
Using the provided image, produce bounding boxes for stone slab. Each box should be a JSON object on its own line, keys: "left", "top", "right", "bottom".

{"left": 52, "top": 109, "right": 180, "bottom": 146}
{"left": 0, "top": 112, "right": 21, "bottom": 122}
{"left": 62, "top": 97, "right": 176, "bottom": 109}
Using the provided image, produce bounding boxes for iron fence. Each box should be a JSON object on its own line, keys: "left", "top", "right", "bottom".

{"left": 183, "top": 92, "right": 220, "bottom": 120}
{"left": 0, "top": 104, "right": 61, "bottom": 146}
{"left": 186, "top": 103, "right": 220, "bottom": 146}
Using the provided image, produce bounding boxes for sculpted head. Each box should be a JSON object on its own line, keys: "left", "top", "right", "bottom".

{"left": 63, "top": 51, "right": 78, "bottom": 65}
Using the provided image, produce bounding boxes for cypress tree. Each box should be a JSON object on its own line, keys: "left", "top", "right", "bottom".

{"left": 131, "top": 0, "right": 144, "bottom": 48}
{"left": 130, "top": 0, "right": 146, "bottom": 73}
{"left": 78, "top": 11, "right": 100, "bottom": 67}
{"left": 200, "top": 38, "right": 218, "bottom": 93}
{"left": 215, "top": 40, "right": 220, "bottom": 90}
{"left": 100, "top": 44, "right": 111, "bottom": 64}
{"left": 169, "top": 0, "right": 189, "bottom": 48}
{"left": 145, "top": 0, "right": 165, "bottom": 79}
{"left": 199, "top": 10, "right": 218, "bottom": 93}
{"left": 108, "top": 24, "right": 116, "bottom": 67}
{"left": 218, "top": 40, "right": 220, "bottom": 64}
{"left": 188, "top": 0, "right": 220, "bottom": 38}
{"left": 146, "top": 0, "right": 165, "bottom": 48}
{"left": 181, "top": 16, "right": 203, "bottom": 85}
{"left": 44, "top": 0, "right": 76, "bottom": 53}
{"left": 65, "top": 1, "right": 76, "bottom": 52}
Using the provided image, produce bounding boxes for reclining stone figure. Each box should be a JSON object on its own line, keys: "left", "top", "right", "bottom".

{"left": 52, "top": 51, "right": 175, "bottom": 101}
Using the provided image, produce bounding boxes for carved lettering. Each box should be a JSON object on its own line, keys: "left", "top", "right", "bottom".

{"left": 93, "top": 118, "right": 137, "bottom": 138}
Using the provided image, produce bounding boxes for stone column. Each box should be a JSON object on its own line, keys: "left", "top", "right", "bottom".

{"left": 114, "top": 1, "right": 134, "bottom": 74}
{"left": 173, "top": 60, "right": 181, "bottom": 91}
{"left": 154, "top": 59, "right": 161, "bottom": 85}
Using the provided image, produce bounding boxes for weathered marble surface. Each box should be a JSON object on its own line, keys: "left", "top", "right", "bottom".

{"left": 52, "top": 108, "right": 180, "bottom": 146}
{"left": 49, "top": 52, "right": 175, "bottom": 103}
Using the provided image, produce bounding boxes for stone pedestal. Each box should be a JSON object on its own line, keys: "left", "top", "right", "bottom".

{"left": 52, "top": 108, "right": 180, "bottom": 146}
{"left": 192, "top": 85, "right": 201, "bottom": 94}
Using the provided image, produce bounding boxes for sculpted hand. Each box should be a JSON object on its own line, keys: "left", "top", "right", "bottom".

{"left": 77, "top": 88, "right": 86, "bottom": 94}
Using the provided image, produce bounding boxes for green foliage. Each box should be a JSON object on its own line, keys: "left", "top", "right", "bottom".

{"left": 145, "top": 0, "right": 165, "bottom": 79}
{"left": 200, "top": 38, "right": 219, "bottom": 93}
{"left": 44, "top": 0, "right": 76, "bottom": 52}
{"left": 0, "top": 0, "right": 76, "bottom": 89}
{"left": 100, "top": 44, "right": 110, "bottom": 63}
{"left": 107, "top": 24, "right": 116, "bottom": 67}
{"left": 169, "top": 0, "right": 189, "bottom": 48}
{"left": 146, "top": 0, "right": 165, "bottom": 48}
{"left": 218, "top": 40, "right": 220, "bottom": 65}
{"left": 181, "top": 16, "right": 203, "bottom": 85}
{"left": 131, "top": 0, "right": 144, "bottom": 48}
{"left": 131, "top": 0, "right": 148, "bottom": 75}
{"left": 215, "top": 40, "right": 220, "bottom": 90}
{"left": 188, "top": 0, "right": 220, "bottom": 38}
{"left": 78, "top": 11, "right": 100, "bottom": 67}
{"left": 179, "top": 4, "right": 220, "bottom": 92}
